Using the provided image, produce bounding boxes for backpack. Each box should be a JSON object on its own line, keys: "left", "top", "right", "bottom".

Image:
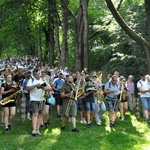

{"left": 104, "top": 81, "right": 118, "bottom": 97}
{"left": 139, "top": 80, "right": 143, "bottom": 87}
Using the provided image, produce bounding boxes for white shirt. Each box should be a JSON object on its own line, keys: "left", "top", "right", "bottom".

{"left": 27, "top": 77, "right": 46, "bottom": 101}
{"left": 137, "top": 79, "right": 150, "bottom": 97}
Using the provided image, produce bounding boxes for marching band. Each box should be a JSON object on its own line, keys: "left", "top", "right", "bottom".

{"left": 0, "top": 56, "right": 150, "bottom": 135}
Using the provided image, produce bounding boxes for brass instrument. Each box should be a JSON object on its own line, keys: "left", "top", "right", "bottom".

{"left": 12, "top": 66, "right": 18, "bottom": 73}
{"left": 0, "top": 87, "right": 22, "bottom": 106}
{"left": 117, "top": 83, "right": 127, "bottom": 103}
{"left": 77, "top": 87, "right": 84, "bottom": 98}
{"left": 0, "top": 65, "right": 7, "bottom": 77}
{"left": 98, "top": 91, "right": 105, "bottom": 103}
{"left": 74, "top": 76, "right": 82, "bottom": 101}
{"left": 95, "top": 88, "right": 104, "bottom": 103}
{"left": 122, "top": 90, "right": 127, "bottom": 101}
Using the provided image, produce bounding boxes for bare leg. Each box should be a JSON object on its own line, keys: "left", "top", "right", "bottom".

{"left": 3, "top": 107, "right": 9, "bottom": 128}
{"left": 9, "top": 107, "right": 16, "bottom": 125}
{"left": 71, "top": 116, "right": 76, "bottom": 128}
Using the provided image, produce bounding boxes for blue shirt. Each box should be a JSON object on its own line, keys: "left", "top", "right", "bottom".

{"left": 105, "top": 81, "right": 119, "bottom": 99}
{"left": 54, "top": 79, "right": 65, "bottom": 94}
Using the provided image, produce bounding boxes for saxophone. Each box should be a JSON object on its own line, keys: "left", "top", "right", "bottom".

{"left": 98, "top": 90, "right": 104, "bottom": 103}
{"left": 0, "top": 87, "right": 22, "bottom": 106}
{"left": 95, "top": 89, "right": 104, "bottom": 103}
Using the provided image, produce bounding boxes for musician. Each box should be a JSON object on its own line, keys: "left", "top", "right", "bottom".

{"left": 97, "top": 71, "right": 103, "bottom": 84}
{"left": 27, "top": 68, "right": 52, "bottom": 136}
{"left": 76, "top": 73, "right": 87, "bottom": 124}
{"left": 0, "top": 78, "right": 4, "bottom": 126}
{"left": 41, "top": 70, "right": 53, "bottom": 128}
{"left": 60, "top": 75, "right": 79, "bottom": 132}
{"left": 104, "top": 75, "right": 119, "bottom": 127}
{"left": 93, "top": 76, "right": 106, "bottom": 125}
{"left": 1, "top": 73, "right": 18, "bottom": 132}
{"left": 13, "top": 69, "right": 25, "bottom": 113}
{"left": 118, "top": 77, "right": 128, "bottom": 121}
{"left": 13, "top": 69, "right": 25, "bottom": 85}
{"left": 83, "top": 77, "right": 96, "bottom": 128}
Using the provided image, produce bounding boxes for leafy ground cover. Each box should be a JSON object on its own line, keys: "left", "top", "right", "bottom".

{"left": 0, "top": 108, "right": 150, "bottom": 150}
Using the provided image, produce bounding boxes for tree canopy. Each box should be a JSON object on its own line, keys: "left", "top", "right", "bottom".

{"left": 0, "top": 0, "right": 148, "bottom": 79}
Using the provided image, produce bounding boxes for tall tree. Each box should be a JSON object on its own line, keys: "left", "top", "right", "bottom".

{"left": 105, "top": 0, "right": 150, "bottom": 74}
{"left": 61, "top": 0, "right": 89, "bottom": 71}
{"left": 60, "top": 0, "right": 69, "bottom": 68}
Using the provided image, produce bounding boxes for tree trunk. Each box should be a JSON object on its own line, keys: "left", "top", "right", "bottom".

{"left": 60, "top": 0, "right": 90, "bottom": 71}
{"left": 105, "top": 0, "right": 150, "bottom": 74}
{"left": 81, "top": 0, "right": 89, "bottom": 69}
{"left": 54, "top": 15, "right": 61, "bottom": 66}
{"left": 75, "top": 3, "right": 84, "bottom": 71}
{"left": 145, "top": 0, "right": 150, "bottom": 40}
{"left": 49, "top": 28, "right": 54, "bottom": 67}
{"left": 60, "top": 0, "right": 69, "bottom": 69}
{"left": 47, "top": 0, "right": 55, "bottom": 67}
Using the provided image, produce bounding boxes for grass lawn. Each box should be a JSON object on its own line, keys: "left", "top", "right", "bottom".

{"left": 0, "top": 107, "right": 150, "bottom": 150}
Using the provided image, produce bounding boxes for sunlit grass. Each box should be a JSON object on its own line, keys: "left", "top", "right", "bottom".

{"left": 0, "top": 109, "right": 150, "bottom": 150}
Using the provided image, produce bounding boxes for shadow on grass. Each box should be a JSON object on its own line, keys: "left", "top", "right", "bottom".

{"left": 100, "top": 112, "right": 150, "bottom": 150}
{"left": 0, "top": 111, "right": 150, "bottom": 150}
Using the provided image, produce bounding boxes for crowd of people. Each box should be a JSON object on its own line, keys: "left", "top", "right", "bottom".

{"left": 0, "top": 56, "right": 150, "bottom": 135}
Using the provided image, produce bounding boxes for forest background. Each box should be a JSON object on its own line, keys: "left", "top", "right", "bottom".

{"left": 0, "top": 0, "right": 149, "bottom": 82}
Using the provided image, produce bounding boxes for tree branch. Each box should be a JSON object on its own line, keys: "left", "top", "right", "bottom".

{"left": 105, "top": 0, "right": 149, "bottom": 48}
{"left": 60, "top": 0, "right": 77, "bottom": 23}
{"left": 89, "top": 0, "right": 123, "bottom": 40}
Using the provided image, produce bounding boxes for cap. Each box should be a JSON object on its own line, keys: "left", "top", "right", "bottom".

{"left": 120, "top": 75, "right": 125, "bottom": 80}
{"left": 128, "top": 75, "right": 133, "bottom": 78}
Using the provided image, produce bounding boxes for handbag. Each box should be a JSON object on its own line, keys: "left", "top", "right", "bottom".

{"left": 47, "top": 95, "right": 56, "bottom": 105}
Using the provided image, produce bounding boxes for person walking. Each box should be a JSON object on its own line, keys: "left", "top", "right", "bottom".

{"left": 137, "top": 73, "right": 150, "bottom": 122}
{"left": 27, "top": 68, "right": 52, "bottom": 135}
{"left": 1, "top": 73, "right": 18, "bottom": 132}
{"left": 60, "top": 75, "right": 79, "bottom": 132}
{"left": 104, "top": 75, "right": 119, "bottom": 127}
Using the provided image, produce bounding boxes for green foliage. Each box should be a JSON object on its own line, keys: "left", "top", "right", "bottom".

{"left": 88, "top": 0, "right": 147, "bottom": 81}
{"left": 0, "top": 0, "right": 148, "bottom": 77}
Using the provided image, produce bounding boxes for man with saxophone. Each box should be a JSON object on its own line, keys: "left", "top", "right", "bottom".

{"left": 60, "top": 75, "right": 79, "bottom": 132}
{"left": 27, "top": 68, "right": 52, "bottom": 136}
